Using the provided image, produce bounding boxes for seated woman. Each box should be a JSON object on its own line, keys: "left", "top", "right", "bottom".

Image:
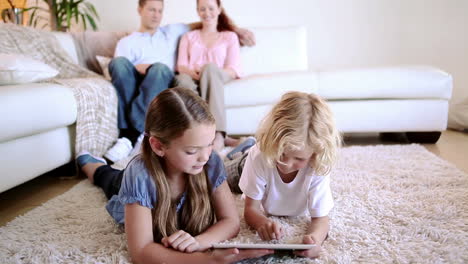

{"left": 176, "top": 0, "right": 242, "bottom": 153}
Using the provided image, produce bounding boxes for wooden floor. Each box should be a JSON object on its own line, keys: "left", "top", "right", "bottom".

{"left": 0, "top": 130, "right": 467, "bottom": 227}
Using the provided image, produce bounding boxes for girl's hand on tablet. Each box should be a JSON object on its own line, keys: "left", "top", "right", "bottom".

{"left": 162, "top": 230, "right": 203, "bottom": 253}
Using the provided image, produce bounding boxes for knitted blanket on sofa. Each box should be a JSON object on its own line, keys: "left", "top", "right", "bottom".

{"left": 0, "top": 23, "right": 118, "bottom": 156}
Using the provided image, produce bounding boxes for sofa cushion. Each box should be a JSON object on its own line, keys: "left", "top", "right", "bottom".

{"left": 224, "top": 71, "right": 319, "bottom": 107}
{"left": 317, "top": 66, "right": 452, "bottom": 100}
{"left": 240, "top": 27, "right": 308, "bottom": 76}
{"left": 0, "top": 83, "right": 77, "bottom": 142}
{"left": 0, "top": 54, "right": 59, "bottom": 85}
{"left": 70, "top": 31, "right": 130, "bottom": 74}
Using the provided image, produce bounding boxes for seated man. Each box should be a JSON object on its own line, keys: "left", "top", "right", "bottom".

{"left": 105, "top": 0, "right": 255, "bottom": 162}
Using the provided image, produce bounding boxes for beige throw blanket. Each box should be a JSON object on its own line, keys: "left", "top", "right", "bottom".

{"left": 0, "top": 23, "right": 118, "bottom": 156}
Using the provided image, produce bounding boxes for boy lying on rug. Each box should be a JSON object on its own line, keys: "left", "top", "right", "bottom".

{"left": 225, "top": 91, "right": 341, "bottom": 259}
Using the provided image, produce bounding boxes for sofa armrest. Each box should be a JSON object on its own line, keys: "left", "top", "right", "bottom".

{"left": 0, "top": 83, "right": 77, "bottom": 142}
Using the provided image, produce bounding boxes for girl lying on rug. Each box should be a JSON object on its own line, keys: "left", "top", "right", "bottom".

{"left": 226, "top": 91, "right": 342, "bottom": 258}
{"left": 76, "top": 87, "right": 272, "bottom": 263}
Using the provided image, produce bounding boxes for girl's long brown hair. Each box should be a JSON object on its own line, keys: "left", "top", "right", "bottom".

{"left": 141, "top": 87, "right": 216, "bottom": 242}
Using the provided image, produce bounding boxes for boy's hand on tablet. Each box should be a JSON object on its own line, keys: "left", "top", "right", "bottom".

{"left": 162, "top": 230, "right": 204, "bottom": 253}
{"left": 257, "top": 220, "right": 283, "bottom": 241}
{"left": 293, "top": 234, "right": 322, "bottom": 258}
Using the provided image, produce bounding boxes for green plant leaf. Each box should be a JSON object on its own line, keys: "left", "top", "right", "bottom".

{"left": 74, "top": 0, "right": 85, "bottom": 8}
{"left": 27, "top": 0, "right": 99, "bottom": 31}
{"left": 80, "top": 14, "right": 87, "bottom": 30}
{"left": 27, "top": 7, "right": 38, "bottom": 26}
{"left": 84, "top": 2, "right": 99, "bottom": 19}
{"left": 66, "top": 1, "right": 72, "bottom": 28}
{"left": 25, "top": 0, "right": 48, "bottom": 28}
{"left": 74, "top": 6, "right": 79, "bottom": 23}
{"left": 22, "top": 6, "right": 48, "bottom": 12}
{"left": 85, "top": 13, "right": 97, "bottom": 30}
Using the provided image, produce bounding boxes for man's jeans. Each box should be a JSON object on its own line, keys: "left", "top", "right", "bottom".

{"left": 109, "top": 57, "right": 174, "bottom": 134}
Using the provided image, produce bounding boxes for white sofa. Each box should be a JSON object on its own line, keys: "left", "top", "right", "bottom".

{"left": 0, "top": 33, "right": 80, "bottom": 194}
{"left": 0, "top": 26, "right": 452, "bottom": 193}
{"left": 225, "top": 27, "right": 452, "bottom": 138}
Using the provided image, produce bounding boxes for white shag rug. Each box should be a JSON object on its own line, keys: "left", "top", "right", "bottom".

{"left": 1, "top": 144, "right": 467, "bottom": 263}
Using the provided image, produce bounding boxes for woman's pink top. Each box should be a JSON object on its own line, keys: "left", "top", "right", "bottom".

{"left": 177, "top": 30, "right": 242, "bottom": 78}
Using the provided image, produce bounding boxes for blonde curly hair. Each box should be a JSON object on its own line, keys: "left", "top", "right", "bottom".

{"left": 256, "top": 91, "right": 342, "bottom": 175}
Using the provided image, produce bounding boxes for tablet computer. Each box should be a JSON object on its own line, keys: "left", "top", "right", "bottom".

{"left": 212, "top": 243, "right": 315, "bottom": 250}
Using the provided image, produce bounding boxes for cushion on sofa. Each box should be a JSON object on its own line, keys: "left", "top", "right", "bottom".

{"left": 0, "top": 53, "right": 59, "bottom": 85}
{"left": 224, "top": 71, "right": 319, "bottom": 107}
{"left": 70, "top": 31, "right": 130, "bottom": 74}
{"left": 317, "top": 66, "right": 453, "bottom": 100}
{"left": 0, "top": 83, "right": 77, "bottom": 142}
{"left": 240, "top": 26, "right": 308, "bottom": 76}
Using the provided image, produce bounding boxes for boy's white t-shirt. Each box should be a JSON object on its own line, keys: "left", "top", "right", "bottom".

{"left": 238, "top": 145, "right": 334, "bottom": 217}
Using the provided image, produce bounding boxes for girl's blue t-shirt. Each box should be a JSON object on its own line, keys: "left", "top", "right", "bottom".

{"left": 106, "top": 152, "right": 227, "bottom": 224}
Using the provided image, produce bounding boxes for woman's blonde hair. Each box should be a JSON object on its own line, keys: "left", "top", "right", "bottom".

{"left": 141, "top": 87, "right": 216, "bottom": 242}
{"left": 256, "top": 92, "right": 341, "bottom": 175}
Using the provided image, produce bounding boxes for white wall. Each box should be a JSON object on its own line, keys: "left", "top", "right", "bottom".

{"left": 91, "top": 0, "right": 468, "bottom": 110}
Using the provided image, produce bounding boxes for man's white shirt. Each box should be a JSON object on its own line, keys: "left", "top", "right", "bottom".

{"left": 114, "top": 23, "right": 189, "bottom": 71}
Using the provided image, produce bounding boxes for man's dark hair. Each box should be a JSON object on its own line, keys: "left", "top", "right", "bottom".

{"left": 139, "top": 0, "right": 163, "bottom": 8}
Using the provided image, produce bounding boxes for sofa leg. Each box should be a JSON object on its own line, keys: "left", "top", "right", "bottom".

{"left": 379, "top": 132, "right": 407, "bottom": 142}
{"left": 49, "top": 160, "right": 78, "bottom": 179}
{"left": 405, "top": 131, "right": 442, "bottom": 144}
